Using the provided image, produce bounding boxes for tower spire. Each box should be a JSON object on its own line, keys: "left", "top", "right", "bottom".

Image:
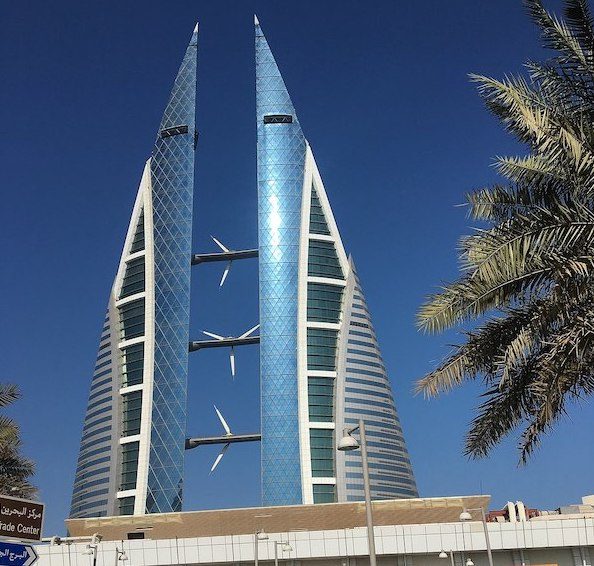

{"left": 255, "top": 17, "right": 300, "bottom": 123}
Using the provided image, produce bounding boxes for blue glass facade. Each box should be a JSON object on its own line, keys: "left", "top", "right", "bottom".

{"left": 256, "top": 20, "right": 306, "bottom": 506}
{"left": 146, "top": 26, "right": 197, "bottom": 514}
{"left": 256, "top": 19, "right": 417, "bottom": 506}
{"left": 70, "top": 25, "right": 197, "bottom": 519}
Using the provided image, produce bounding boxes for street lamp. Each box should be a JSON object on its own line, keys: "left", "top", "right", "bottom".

{"left": 83, "top": 544, "right": 97, "bottom": 566}
{"left": 438, "top": 550, "right": 455, "bottom": 566}
{"left": 82, "top": 534, "right": 103, "bottom": 566}
{"left": 338, "top": 418, "right": 376, "bottom": 566}
{"left": 460, "top": 508, "right": 493, "bottom": 566}
{"left": 115, "top": 548, "right": 128, "bottom": 566}
{"left": 254, "top": 530, "right": 269, "bottom": 566}
{"left": 273, "top": 541, "right": 293, "bottom": 566}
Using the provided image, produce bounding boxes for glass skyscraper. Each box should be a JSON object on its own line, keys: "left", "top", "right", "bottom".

{"left": 70, "top": 25, "right": 198, "bottom": 518}
{"left": 256, "top": 18, "right": 418, "bottom": 505}
{"left": 70, "top": 19, "right": 416, "bottom": 519}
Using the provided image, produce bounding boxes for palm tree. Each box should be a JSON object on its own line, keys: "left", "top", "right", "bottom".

{"left": 417, "top": 0, "right": 594, "bottom": 463}
{"left": 0, "top": 384, "right": 36, "bottom": 498}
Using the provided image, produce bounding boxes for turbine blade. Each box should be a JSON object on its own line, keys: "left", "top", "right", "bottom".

{"left": 214, "top": 405, "right": 232, "bottom": 436}
{"left": 202, "top": 330, "right": 226, "bottom": 340}
{"left": 230, "top": 346, "right": 236, "bottom": 378}
{"left": 220, "top": 261, "right": 232, "bottom": 287}
{"left": 239, "top": 323, "right": 260, "bottom": 338}
{"left": 210, "top": 443, "right": 230, "bottom": 473}
{"left": 211, "top": 235, "right": 230, "bottom": 253}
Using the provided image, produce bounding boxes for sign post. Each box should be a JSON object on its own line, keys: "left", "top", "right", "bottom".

{"left": 0, "top": 495, "right": 44, "bottom": 566}
{"left": 0, "top": 542, "right": 37, "bottom": 566}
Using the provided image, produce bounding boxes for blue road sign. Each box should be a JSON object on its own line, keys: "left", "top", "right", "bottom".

{"left": 0, "top": 542, "right": 37, "bottom": 566}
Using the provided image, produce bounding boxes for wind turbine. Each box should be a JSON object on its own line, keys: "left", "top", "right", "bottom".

{"left": 201, "top": 324, "right": 260, "bottom": 378}
{"left": 211, "top": 236, "right": 232, "bottom": 287}
{"left": 210, "top": 405, "right": 233, "bottom": 473}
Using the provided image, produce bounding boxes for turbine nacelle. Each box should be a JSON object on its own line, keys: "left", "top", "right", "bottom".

{"left": 201, "top": 324, "right": 260, "bottom": 378}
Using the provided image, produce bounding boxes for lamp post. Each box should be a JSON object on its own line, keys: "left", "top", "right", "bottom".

{"left": 273, "top": 541, "right": 293, "bottom": 566}
{"left": 83, "top": 543, "right": 97, "bottom": 566}
{"left": 254, "top": 530, "right": 269, "bottom": 566}
{"left": 439, "top": 550, "right": 455, "bottom": 566}
{"left": 338, "top": 418, "right": 376, "bottom": 566}
{"left": 460, "top": 508, "right": 493, "bottom": 566}
{"left": 115, "top": 548, "right": 128, "bottom": 566}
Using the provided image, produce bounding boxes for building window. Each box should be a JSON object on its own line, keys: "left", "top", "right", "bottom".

{"left": 120, "top": 442, "right": 139, "bottom": 491}
{"left": 119, "top": 496, "right": 135, "bottom": 516}
{"left": 308, "top": 240, "right": 343, "bottom": 279}
{"left": 307, "top": 283, "right": 343, "bottom": 323}
{"left": 308, "top": 377, "right": 334, "bottom": 422}
{"left": 160, "top": 124, "right": 189, "bottom": 138}
{"left": 313, "top": 483, "right": 336, "bottom": 504}
{"left": 310, "top": 429, "right": 335, "bottom": 478}
{"left": 307, "top": 328, "right": 338, "bottom": 371}
{"left": 119, "top": 299, "right": 145, "bottom": 341}
{"left": 121, "top": 391, "right": 142, "bottom": 437}
{"left": 119, "top": 257, "right": 145, "bottom": 299}
{"left": 309, "top": 187, "right": 331, "bottom": 235}
{"left": 121, "top": 343, "right": 144, "bottom": 387}
{"left": 129, "top": 211, "right": 145, "bottom": 254}
{"left": 263, "top": 114, "right": 293, "bottom": 124}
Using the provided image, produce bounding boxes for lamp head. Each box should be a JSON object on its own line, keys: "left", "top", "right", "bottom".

{"left": 466, "top": 559, "right": 474, "bottom": 566}
{"left": 256, "top": 530, "right": 269, "bottom": 540}
{"left": 438, "top": 551, "right": 448, "bottom": 559}
{"left": 83, "top": 545, "right": 95, "bottom": 556}
{"left": 119, "top": 552, "right": 128, "bottom": 562}
{"left": 281, "top": 543, "right": 293, "bottom": 552}
{"left": 337, "top": 434, "right": 359, "bottom": 451}
{"left": 459, "top": 510, "right": 472, "bottom": 521}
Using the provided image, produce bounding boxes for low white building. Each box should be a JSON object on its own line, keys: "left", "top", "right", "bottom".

{"left": 36, "top": 496, "right": 594, "bottom": 566}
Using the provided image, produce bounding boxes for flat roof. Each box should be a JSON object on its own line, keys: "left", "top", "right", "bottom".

{"left": 66, "top": 495, "right": 491, "bottom": 540}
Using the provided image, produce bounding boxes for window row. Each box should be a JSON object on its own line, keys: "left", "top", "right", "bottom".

{"left": 129, "top": 211, "right": 145, "bottom": 254}
{"left": 308, "top": 377, "right": 334, "bottom": 422}
{"left": 307, "top": 282, "right": 343, "bottom": 323}
{"left": 120, "top": 441, "right": 139, "bottom": 491}
{"left": 119, "top": 299, "right": 145, "bottom": 341}
{"left": 119, "top": 496, "right": 135, "bottom": 516}
{"left": 119, "top": 257, "right": 145, "bottom": 299}
{"left": 310, "top": 429, "right": 334, "bottom": 478}
{"left": 121, "top": 343, "right": 144, "bottom": 387}
{"left": 313, "top": 483, "right": 336, "bottom": 504}
{"left": 307, "top": 328, "right": 338, "bottom": 371}
{"left": 308, "top": 240, "right": 343, "bottom": 279}
{"left": 309, "top": 187, "right": 331, "bottom": 235}
{"left": 122, "top": 391, "right": 142, "bottom": 437}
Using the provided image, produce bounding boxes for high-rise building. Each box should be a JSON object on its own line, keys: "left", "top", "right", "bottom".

{"left": 69, "top": 25, "right": 198, "bottom": 518}
{"left": 256, "top": 18, "right": 418, "bottom": 505}
{"left": 70, "top": 19, "right": 416, "bottom": 519}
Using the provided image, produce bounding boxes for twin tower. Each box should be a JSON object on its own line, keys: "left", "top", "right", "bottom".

{"left": 70, "top": 20, "right": 418, "bottom": 519}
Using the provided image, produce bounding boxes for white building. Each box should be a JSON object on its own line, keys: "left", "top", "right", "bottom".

{"left": 37, "top": 496, "right": 594, "bottom": 566}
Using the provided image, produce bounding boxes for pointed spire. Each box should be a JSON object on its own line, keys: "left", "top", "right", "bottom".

{"left": 255, "top": 16, "right": 300, "bottom": 123}
{"left": 156, "top": 23, "right": 198, "bottom": 135}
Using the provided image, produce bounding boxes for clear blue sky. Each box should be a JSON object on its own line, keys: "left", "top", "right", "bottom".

{"left": 2, "top": 0, "right": 592, "bottom": 536}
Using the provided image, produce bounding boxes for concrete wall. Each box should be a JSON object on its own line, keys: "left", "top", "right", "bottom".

{"left": 35, "top": 519, "right": 594, "bottom": 566}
